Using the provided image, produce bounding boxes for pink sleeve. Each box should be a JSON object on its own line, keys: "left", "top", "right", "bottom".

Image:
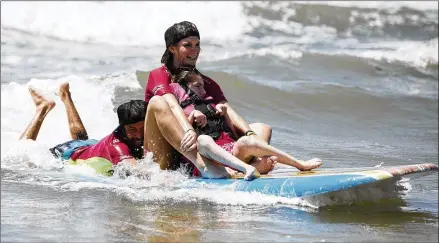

{"left": 169, "top": 83, "right": 185, "bottom": 103}
{"left": 169, "top": 83, "right": 193, "bottom": 117}
{"left": 108, "top": 142, "right": 133, "bottom": 165}
{"left": 144, "top": 66, "right": 173, "bottom": 102}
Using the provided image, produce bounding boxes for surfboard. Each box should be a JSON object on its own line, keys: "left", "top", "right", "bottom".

{"left": 182, "top": 163, "right": 438, "bottom": 198}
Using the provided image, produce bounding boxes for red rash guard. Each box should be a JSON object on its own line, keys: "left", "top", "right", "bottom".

{"left": 70, "top": 130, "right": 133, "bottom": 165}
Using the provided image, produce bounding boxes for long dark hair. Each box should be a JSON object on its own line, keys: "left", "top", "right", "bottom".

{"left": 161, "top": 49, "right": 174, "bottom": 73}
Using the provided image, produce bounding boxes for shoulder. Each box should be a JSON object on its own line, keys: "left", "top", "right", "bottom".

{"left": 201, "top": 74, "right": 215, "bottom": 83}
{"left": 201, "top": 74, "right": 222, "bottom": 90}
{"left": 200, "top": 73, "right": 227, "bottom": 102}
{"left": 146, "top": 65, "right": 173, "bottom": 98}
{"left": 109, "top": 132, "right": 127, "bottom": 147}
{"left": 108, "top": 133, "right": 132, "bottom": 156}
{"left": 150, "top": 65, "right": 171, "bottom": 79}
{"left": 201, "top": 74, "right": 219, "bottom": 86}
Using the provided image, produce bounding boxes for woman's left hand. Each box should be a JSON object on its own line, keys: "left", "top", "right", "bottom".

{"left": 180, "top": 129, "right": 198, "bottom": 152}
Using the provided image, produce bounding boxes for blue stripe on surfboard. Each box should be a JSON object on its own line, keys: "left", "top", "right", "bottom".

{"left": 191, "top": 173, "right": 380, "bottom": 197}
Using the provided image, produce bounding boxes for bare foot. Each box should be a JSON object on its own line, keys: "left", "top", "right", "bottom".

{"left": 244, "top": 166, "right": 260, "bottom": 181}
{"left": 299, "top": 158, "right": 323, "bottom": 171}
{"left": 250, "top": 156, "right": 277, "bottom": 174}
{"left": 201, "top": 162, "right": 230, "bottom": 179}
{"left": 225, "top": 167, "right": 238, "bottom": 177}
{"left": 58, "top": 82, "right": 71, "bottom": 101}
{"left": 28, "top": 86, "right": 55, "bottom": 113}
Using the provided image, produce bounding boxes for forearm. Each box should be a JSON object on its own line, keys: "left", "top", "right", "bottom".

{"left": 163, "top": 93, "right": 194, "bottom": 132}
{"left": 221, "top": 102, "right": 251, "bottom": 135}
{"left": 223, "top": 112, "right": 238, "bottom": 137}
{"left": 188, "top": 111, "right": 195, "bottom": 125}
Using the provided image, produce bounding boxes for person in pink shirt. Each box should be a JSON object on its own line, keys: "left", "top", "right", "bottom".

{"left": 168, "top": 68, "right": 322, "bottom": 180}
{"left": 19, "top": 82, "right": 148, "bottom": 175}
{"left": 144, "top": 21, "right": 276, "bottom": 178}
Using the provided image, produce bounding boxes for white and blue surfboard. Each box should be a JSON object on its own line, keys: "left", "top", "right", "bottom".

{"left": 183, "top": 163, "right": 438, "bottom": 198}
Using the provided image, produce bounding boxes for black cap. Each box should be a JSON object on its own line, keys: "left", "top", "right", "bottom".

{"left": 117, "top": 100, "right": 148, "bottom": 125}
{"left": 161, "top": 21, "right": 200, "bottom": 64}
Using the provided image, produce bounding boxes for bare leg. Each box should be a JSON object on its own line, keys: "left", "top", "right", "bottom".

{"left": 197, "top": 135, "right": 259, "bottom": 180}
{"left": 249, "top": 123, "right": 272, "bottom": 144}
{"left": 58, "top": 82, "right": 88, "bottom": 140}
{"left": 233, "top": 136, "right": 323, "bottom": 171}
{"left": 248, "top": 123, "right": 277, "bottom": 174}
{"left": 19, "top": 87, "right": 56, "bottom": 140}
{"left": 144, "top": 96, "right": 230, "bottom": 178}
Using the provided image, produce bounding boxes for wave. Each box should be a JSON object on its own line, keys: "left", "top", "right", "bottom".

{"left": 201, "top": 38, "right": 438, "bottom": 72}
{"left": 200, "top": 52, "right": 438, "bottom": 100}
{"left": 2, "top": 2, "right": 437, "bottom": 73}
{"left": 2, "top": 1, "right": 436, "bottom": 46}
{"left": 0, "top": 2, "right": 248, "bottom": 46}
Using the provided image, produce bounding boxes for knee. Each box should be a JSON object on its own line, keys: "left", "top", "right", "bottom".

{"left": 148, "top": 96, "right": 169, "bottom": 111}
{"left": 250, "top": 122, "right": 272, "bottom": 142}
{"left": 197, "top": 135, "right": 214, "bottom": 153}
{"left": 251, "top": 122, "right": 272, "bottom": 133}
{"left": 236, "top": 136, "right": 258, "bottom": 151}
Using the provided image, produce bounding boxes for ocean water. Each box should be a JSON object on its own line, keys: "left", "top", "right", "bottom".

{"left": 1, "top": 1, "right": 438, "bottom": 242}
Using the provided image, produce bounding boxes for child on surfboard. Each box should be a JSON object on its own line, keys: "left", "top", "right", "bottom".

{"left": 169, "top": 67, "right": 323, "bottom": 180}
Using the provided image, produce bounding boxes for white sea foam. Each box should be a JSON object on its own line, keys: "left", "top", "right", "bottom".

{"left": 1, "top": 1, "right": 437, "bottom": 70}
{"left": 1, "top": 1, "right": 247, "bottom": 46}
{"left": 295, "top": 1, "right": 438, "bottom": 11}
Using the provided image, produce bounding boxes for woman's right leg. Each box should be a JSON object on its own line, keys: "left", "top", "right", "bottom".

{"left": 144, "top": 96, "right": 230, "bottom": 178}
{"left": 19, "top": 87, "right": 56, "bottom": 140}
{"left": 58, "top": 82, "right": 89, "bottom": 140}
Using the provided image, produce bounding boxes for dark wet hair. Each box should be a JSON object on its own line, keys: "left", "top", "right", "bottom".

{"left": 117, "top": 100, "right": 148, "bottom": 125}
{"left": 172, "top": 66, "right": 201, "bottom": 84}
{"left": 161, "top": 21, "right": 200, "bottom": 72}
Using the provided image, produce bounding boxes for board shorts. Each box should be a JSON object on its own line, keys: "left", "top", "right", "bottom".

{"left": 49, "top": 139, "right": 99, "bottom": 161}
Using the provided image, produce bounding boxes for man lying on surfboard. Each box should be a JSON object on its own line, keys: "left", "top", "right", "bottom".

{"left": 19, "top": 82, "right": 238, "bottom": 179}
{"left": 19, "top": 82, "right": 147, "bottom": 175}
{"left": 169, "top": 67, "right": 323, "bottom": 179}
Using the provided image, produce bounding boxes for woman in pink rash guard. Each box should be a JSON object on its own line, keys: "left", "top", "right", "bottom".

{"left": 143, "top": 21, "right": 276, "bottom": 178}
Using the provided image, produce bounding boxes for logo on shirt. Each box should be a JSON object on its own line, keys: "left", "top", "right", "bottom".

{"left": 153, "top": 84, "right": 165, "bottom": 95}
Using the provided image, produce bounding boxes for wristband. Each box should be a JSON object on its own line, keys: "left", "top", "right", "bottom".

{"left": 245, "top": 130, "right": 256, "bottom": 136}
{"left": 185, "top": 128, "right": 195, "bottom": 133}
